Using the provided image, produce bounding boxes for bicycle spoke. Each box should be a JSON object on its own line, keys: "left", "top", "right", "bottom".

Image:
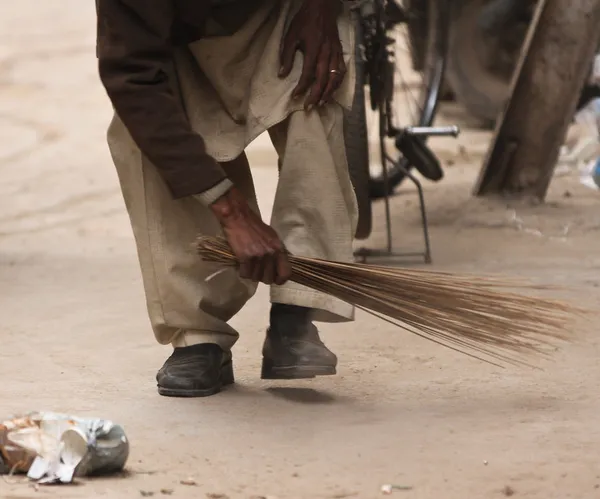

{"left": 391, "top": 26, "right": 423, "bottom": 127}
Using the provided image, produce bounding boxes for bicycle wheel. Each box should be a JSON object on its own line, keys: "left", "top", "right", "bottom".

{"left": 344, "top": 17, "right": 373, "bottom": 240}
{"left": 445, "top": 0, "right": 535, "bottom": 125}
{"left": 404, "top": 0, "right": 455, "bottom": 101}
{"left": 368, "top": 0, "right": 450, "bottom": 199}
{"left": 446, "top": 0, "right": 597, "bottom": 124}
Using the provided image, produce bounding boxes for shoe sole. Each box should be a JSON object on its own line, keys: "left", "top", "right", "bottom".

{"left": 157, "top": 361, "right": 235, "bottom": 398}
{"left": 261, "top": 359, "right": 337, "bottom": 380}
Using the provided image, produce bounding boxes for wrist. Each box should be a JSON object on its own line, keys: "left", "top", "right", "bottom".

{"left": 210, "top": 186, "right": 249, "bottom": 225}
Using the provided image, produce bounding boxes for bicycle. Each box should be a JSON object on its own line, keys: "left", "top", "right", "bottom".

{"left": 343, "top": 0, "right": 458, "bottom": 261}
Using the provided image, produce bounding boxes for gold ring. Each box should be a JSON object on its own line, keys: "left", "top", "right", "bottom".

{"left": 330, "top": 69, "right": 342, "bottom": 74}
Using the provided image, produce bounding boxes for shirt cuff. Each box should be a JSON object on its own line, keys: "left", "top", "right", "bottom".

{"left": 192, "top": 178, "right": 234, "bottom": 206}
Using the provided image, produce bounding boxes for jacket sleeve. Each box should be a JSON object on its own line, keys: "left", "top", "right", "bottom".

{"left": 96, "top": 0, "right": 230, "bottom": 199}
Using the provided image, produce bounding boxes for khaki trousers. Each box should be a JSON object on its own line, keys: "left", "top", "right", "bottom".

{"left": 106, "top": 0, "right": 358, "bottom": 350}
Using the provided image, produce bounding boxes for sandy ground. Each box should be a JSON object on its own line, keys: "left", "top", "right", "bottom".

{"left": 2, "top": 2, "right": 600, "bottom": 499}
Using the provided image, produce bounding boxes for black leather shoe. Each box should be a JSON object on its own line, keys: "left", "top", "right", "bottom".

{"left": 156, "top": 344, "right": 233, "bottom": 397}
{"left": 261, "top": 304, "right": 337, "bottom": 379}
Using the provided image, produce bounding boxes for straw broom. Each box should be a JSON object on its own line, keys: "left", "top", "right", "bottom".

{"left": 196, "top": 236, "right": 584, "bottom": 368}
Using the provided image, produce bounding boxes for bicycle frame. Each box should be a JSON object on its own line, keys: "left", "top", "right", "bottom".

{"left": 352, "top": 0, "right": 459, "bottom": 263}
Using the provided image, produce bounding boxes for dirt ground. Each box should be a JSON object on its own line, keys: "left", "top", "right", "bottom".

{"left": 2, "top": 2, "right": 600, "bottom": 499}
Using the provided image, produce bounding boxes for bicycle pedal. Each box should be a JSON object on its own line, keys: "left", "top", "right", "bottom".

{"left": 395, "top": 133, "right": 444, "bottom": 182}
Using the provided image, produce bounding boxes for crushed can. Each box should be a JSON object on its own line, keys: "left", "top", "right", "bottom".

{"left": 0, "top": 412, "right": 129, "bottom": 484}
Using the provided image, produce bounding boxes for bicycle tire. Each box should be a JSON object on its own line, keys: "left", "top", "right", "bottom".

{"left": 404, "top": 0, "right": 456, "bottom": 102}
{"left": 446, "top": 0, "right": 597, "bottom": 124}
{"left": 344, "top": 16, "right": 373, "bottom": 240}
{"left": 445, "top": 0, "right": 534, "bottom": 125}
{"left": 369, "top": 0, "right": 450, "bottom": 200}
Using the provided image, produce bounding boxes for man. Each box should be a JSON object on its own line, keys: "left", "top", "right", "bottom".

{"left": 96, "top": 0, "right": 358, "bottom": 397}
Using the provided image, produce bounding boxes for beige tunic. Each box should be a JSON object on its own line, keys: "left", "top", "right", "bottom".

{"left": 106, "top": 0, "right": 359, "bottom": 349}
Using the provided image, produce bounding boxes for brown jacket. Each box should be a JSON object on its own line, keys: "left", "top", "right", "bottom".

{"left": 96, "top": 0, "right": 263, "bottom": 198}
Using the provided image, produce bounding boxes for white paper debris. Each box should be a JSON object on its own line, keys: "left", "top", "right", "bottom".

{"left": 0, "top": 412, "right": 129, "bottom": 484}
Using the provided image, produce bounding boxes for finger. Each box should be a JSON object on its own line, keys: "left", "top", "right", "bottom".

{"left": 239, "top": 259, "right": 253, "bottom": 280}
{"left": 238, "top": 241, "right": 262, "bottom": 280}
{"left": 274, "top": 252, "right": 292, "bottom": 286}
{"left": 279, "top": 31, "right": 299, "bottom": 78}
{"left": 257, "top": 236, "right": 278, "bottom": 284}
{"left": 262, "top": 254, "right": 276, "bottom": 285}
{"left": 292, "top": 44, "right": 319, "bottom": 100}
{"left": 305, "top": 44, "right": 332, "bottom": 110}
{"left": 319, "top": 52, "right": 346, "bottom": 106}
{"left": 250, "top": 257, "right": 264, "bottom": 283}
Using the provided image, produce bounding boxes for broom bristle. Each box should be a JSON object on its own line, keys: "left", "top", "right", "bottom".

{"left": 196, "top": 236, "right": 587, "bottom": 368}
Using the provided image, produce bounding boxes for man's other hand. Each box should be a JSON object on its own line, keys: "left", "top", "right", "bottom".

{"left": 279, "top": 0, "right": 346, "bottom": 110}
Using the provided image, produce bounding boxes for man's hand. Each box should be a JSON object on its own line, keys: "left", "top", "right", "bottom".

{"left": 210, "top": 187, "right": 292, "bottom": 286}
{"left": 279, "top": 0, "right": 346, "bottom": 110}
